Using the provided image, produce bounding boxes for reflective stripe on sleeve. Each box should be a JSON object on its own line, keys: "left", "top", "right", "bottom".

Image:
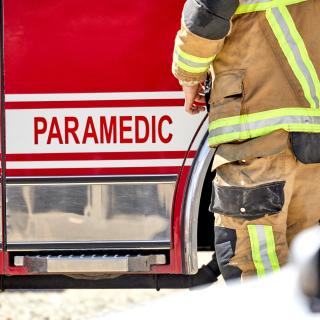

{"left": 173, "top": 46, "right": 214, "bottom": 74}
{"left": 247, "top": 225, "right": 280, "bottom": 277}
{"left": 235, "top": 0, "right": 306, "bottom": 14}
{"left": 266, "top": 6, "right": 320, "bottom": 108}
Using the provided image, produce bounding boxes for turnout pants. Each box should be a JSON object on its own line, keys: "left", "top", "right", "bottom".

{"left": 210, "top": 130, "right": 320, "bottom": 280}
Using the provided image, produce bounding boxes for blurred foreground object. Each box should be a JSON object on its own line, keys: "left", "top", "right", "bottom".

{"left": 292, "top": 226, "right": 320, "bottom": 313}
{"left": 102, "top": 226, "right": 320, "bottom": 320}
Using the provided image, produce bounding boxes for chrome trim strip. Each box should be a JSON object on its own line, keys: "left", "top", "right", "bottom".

{"left": 183, "top": 134, "right": 215, "bottom": 274}
{"left": 7, "top": 240, "right": 171, "bottom": 251}
{"left": 8, "top": 181, "right": 176, "bottom": 186}
{"left": 14, "top": 254, "right": 166, "bottom": 273}
{"left": 6, "top": 174, "right": 178, "bottom": 184}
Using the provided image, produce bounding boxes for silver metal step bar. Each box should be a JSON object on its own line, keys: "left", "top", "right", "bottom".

{"left": 14, "top": 254, "right": 166, "bottom": 273}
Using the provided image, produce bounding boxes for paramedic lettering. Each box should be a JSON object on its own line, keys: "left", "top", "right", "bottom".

{"left": 34, "top": 115, "right": 173, "bottom": 145}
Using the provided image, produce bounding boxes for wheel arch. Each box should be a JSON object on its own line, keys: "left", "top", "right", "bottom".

{"left": 181, "top": 130, "right": 215, "bottom": 274}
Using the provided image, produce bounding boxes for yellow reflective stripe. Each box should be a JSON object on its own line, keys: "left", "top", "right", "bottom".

{"left": 174, "top": 46, "right": 215, "bottom": 64}
{"left": 235, "top": 0, "right": 306, "bottom": 14}
{"left": 264, "top": 226, "right": 280, "bottom": 272}
{"left": 278, "top": 6, "right": 320, "bottom": 106}
{"left": 174, "top": 58, "right": 210, "bottom": 73}
{"left": 247, "top": 225, "right": 280, "bottom": 277}
{"left": 208, "top": 123, "right": 320, "bottom": 146}
{"left": 207, "top": 107, "right": 320, "bottom": 146}
{"left": 209, "top": 107, "right": 320, "bottom": 131}
{"left": 266, "top": 7, "right": 317, "bottom": 107}
{"left": 247, "top": 225, "right": 265, "bottom": 277}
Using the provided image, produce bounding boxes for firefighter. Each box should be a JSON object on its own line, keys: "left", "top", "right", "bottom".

{"left": 172, "top": 0, "right": 320, "bottom": 281}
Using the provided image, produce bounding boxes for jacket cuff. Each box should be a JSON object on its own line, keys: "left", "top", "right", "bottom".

{"left": 172, "top": 23, "right": 224, "bottom": 82}
{"left": 178, "top": 79, "right": 200, "bottom": 87}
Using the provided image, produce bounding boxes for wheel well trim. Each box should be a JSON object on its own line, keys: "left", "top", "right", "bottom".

{"left": 181, "top": 132, "right": 215, "bottom": 274}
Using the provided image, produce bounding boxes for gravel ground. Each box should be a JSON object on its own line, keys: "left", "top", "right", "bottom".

{"left": 0, "top": 253, "right": 214, "bottom": 320}
{"left": 0, "top": 288, "right": 184, "bottom": 320}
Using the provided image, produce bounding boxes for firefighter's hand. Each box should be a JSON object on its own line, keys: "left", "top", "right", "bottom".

{"left": 182, "top": 83, "right": 206, "bottom": 115}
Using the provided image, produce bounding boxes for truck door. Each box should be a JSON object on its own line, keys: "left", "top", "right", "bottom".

{"left": 2, "top": 0, "right": 205, "bottom": 279}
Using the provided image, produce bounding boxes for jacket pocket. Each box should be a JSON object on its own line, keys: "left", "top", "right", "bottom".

{"left": 209, "top": 69, "right": 245, "bottom": 121}
{"left": 290, "top": 132, "right": 320, "bottom": 164}
{"left": 209, "top": 181, "right": 285, "bottom": 220}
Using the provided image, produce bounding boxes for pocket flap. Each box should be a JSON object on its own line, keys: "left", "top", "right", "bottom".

{"left": 209, "top": 181, "right": 285, "bottom": 220}
{"left": 210, "top": 69, "right": 245, "bottom": 104}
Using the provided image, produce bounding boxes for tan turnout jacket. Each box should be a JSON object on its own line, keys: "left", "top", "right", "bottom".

{"left": 172, "top": 0, "right": 320, "bottom": 147}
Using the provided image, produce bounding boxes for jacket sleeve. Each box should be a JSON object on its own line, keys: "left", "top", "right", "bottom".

{"left": 172, "top": 0, "right": 239, "bottom": 83}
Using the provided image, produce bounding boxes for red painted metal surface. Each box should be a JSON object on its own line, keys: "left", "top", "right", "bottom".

{"left": 7, "top": 151, "right": 197, "bottom": 162}
{"left": 0, "top": 0, "right": 3, "bottom": 276}
{"left": 4, "top": 0, "right": 184, "bottom": 94}
{"left": 5, "top": 99, "right": 185, "bottom": 109}
{"left": 1, "top": 0, "right": 197, "bottom": 276}
{"left": 0, "top": 252, "right": 4, "bottom": 274}
{"left": 152, "top": 165, "right": 190, "bottom": 273}
{"left": 6, "top": 166, "right": 183, "bottom": 177}
{"left": 156, "top": 139, "right": 203, "bottom": 274}
{"left": 1, "top": 252, "right": 28, "bottom": 275}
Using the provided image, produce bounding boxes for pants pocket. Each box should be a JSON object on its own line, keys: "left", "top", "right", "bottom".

{"left": 290, "top": 132, "right": 320, "bottom": 164}
{"left": 209, "top": 181, "right": 285, "bottom": 220}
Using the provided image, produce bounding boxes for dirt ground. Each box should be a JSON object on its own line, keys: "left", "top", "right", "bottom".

{"left": 0, "top": 288, "right": 184, "bottom": 320}
{"left": 0, "top": 253, "right": 216, "bottom": 320}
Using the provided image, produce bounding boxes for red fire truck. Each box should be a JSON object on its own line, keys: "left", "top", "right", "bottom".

{"left": 0, "top": 0, "right": 219, "bottom": 289}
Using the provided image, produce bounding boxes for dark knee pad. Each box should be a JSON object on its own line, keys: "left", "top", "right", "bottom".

{"left": 214, "top": 226, "right": 242, "bottom": 281}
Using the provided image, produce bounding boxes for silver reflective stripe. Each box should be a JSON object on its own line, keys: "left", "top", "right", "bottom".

{"left": 271, "top": 7, "right": 320, "bottom": 107}
{"left": 255, "top": 225, "right": 274, "bottom": 273}
{"left": 174, "top": 50, "right": 211, "bottom": 68}
{"left": 209, "top": 114, "right": 320, "bottom": 137}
